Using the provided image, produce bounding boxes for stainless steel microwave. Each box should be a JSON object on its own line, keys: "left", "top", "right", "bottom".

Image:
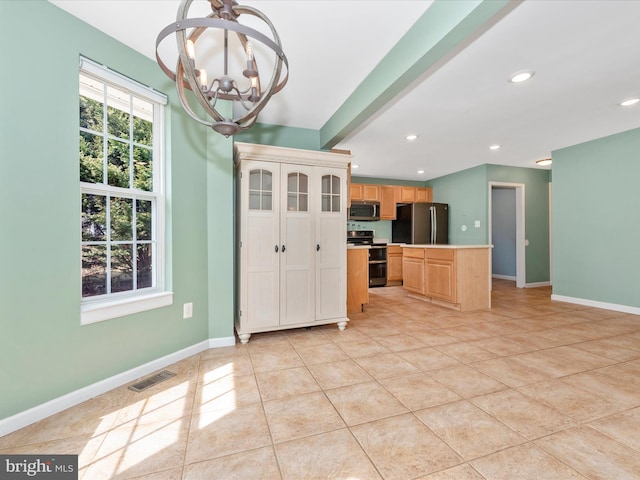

{"left": 348, "top": 201, "right": 380, "bottom": 221}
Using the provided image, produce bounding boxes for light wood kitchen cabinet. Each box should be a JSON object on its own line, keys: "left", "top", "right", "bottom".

{"left": 350, "top": 183, "right": 364, "bottom": 201}
{"left": 402, "top": 245, "right": 490, "bottom": 311}
{"left": 235, "top": 142, "right": 351, "bottom": 343}
{"left": 386, "top": 245, "right": 403, "bottom": 285}
{"left": 347, "top": 247, "right": 369, "bottom": 313}
{"left": 399, "top": 186, "right": 416, "bottom": 203}
{"left": 362, "top": 184, "right": 380, "bottom": 201}
{"left": 416, "top": 187, "right": 432, "bottom": 203}
{"left": 424, "top": 249, "right": 456, "bottom": 302}
{"left": 380, "top": 185, "right": 398, "bottom": 220}
{"left": 402, "top": 248, "right": 425, "bottom": 295}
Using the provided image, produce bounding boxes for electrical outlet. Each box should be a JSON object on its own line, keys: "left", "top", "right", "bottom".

{"left": 475, "top": 220, "right": 481, "bottom": 228}
{"left": 183, "top": 302, "right": 193, "bottom": 319}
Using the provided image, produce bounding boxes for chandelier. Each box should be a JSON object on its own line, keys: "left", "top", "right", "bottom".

{"left": 156, "top": 0, "right": 289, "bottom": 137}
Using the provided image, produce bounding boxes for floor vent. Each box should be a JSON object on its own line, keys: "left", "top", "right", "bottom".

{"left": 128, "top": 370, "right": 176, "bottom": 392}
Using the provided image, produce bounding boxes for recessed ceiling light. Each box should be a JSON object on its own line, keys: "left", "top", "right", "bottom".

{"left": 417, "top": 170, "right": 425, "bottom": 174}
{"left": 509, "top": 70, "right": 535, "bottom": 83}
{"left": 406, "top": 134, "right": 418, "bottom": 141}
{"left": 536, "top": 158, "right": 552, "bottom": 166}
{"left": 620, "top": 98, "right": 640, "bottom": 107}
{"left": 489, "top": 144, "right": 501, "bottom": 150}
{"left": 351, "top": 164, "right": 359, "bottom": 169}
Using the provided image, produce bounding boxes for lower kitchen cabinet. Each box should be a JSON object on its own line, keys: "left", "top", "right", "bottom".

{"left": 347, "top": 247, "right": 369, "bottom": 313}
{"left": 235, "top": 142, "right": 351, "bottom": 343}
{"left": 402, "top": 245, "right": 491, "bottom": 311}
{"left": 386, "top": 245, "right": 403, "bottom": 285}
{"left": 402, "top": 248, "right": 425, "bottom": 295}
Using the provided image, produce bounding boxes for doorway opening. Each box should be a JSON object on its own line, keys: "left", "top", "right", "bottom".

{"left": 488, "top": 182, "right": 525, "bottom": 288}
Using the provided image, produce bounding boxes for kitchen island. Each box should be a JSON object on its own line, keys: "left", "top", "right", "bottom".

{"left": 403, "top": 245, "right": 491, "bottom": 311}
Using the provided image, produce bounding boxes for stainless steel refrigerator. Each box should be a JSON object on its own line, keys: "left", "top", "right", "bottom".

{"left": 392, "top": 202, "right": 449, "bottom": 244}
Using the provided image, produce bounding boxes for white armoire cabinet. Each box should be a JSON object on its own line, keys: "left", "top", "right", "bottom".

{"left": 234, "top": 142, "right": 351, "bottom": 343}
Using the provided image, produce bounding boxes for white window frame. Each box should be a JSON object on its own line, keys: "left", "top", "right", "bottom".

{"left": 79, "top": 57, "right": 172, "bottom": 325}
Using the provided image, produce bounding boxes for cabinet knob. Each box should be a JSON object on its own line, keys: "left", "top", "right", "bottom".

{"left": 316, "top": 244, "right": 320, "bottom": 251}
{"left": 282, "top": 245, "right": 286, "bottom": 252}
{"left": 275, "top": 245, "right": 279, "bottom": 253}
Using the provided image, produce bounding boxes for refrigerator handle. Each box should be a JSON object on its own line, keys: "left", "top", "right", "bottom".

{"left": 431, "top": 206, "right": 436, "bottom": 244}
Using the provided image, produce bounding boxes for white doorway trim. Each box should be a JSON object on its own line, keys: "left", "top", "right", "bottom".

{"left": 489, "top": 182, "right": 526, "bottom": 288}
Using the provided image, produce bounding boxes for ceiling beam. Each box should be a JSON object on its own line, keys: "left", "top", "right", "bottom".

{"left": 319, "top": 0, "right": 522, "bottom": 150}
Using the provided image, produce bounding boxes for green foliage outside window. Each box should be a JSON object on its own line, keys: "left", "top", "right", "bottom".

{"left": 80, "top": 82, "right": 156, "bottom": 298}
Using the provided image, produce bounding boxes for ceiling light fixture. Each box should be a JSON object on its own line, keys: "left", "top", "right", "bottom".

{"left": 489, "top": 144, "right": 501, "bottom": 150}
{"left": 620, "top": 98, "right": 640, "bottom": 107}
{"left": 509, "top": 70, "right": 535, "bottom": 83}
{"left": 417, "top": 170, "right": 425, "bottom": 174}
{"left": 156, "top": 0, "right": 289, "bottom": 137}
{"left": 536, "top": 158, "right": 552, "bottom": 166}
{"left": 351, "top": 164, "right": 360, "bottom": 169}
{"left": 406, "top": 134, "right": 419, "bottom": 141}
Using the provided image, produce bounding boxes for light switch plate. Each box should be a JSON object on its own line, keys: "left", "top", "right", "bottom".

{"left": 474, "top": 220, "right": 481, "bottom": 228}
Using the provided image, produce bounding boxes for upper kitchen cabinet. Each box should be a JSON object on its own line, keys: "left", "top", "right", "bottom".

{"left": 351, "top": 183, "right": 379, "bottom": 201}
{"left": 416, "top": 187, "right": 432, "bottom": 202}
{"left": 380, "top": 185, "right": 398, "bottom": 220}
{"left": 235, "top": 142, "right": 351, "bottom": 344}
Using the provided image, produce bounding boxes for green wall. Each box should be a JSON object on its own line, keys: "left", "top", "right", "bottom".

{"left": 427, "top": 164, "right": 551, "bottom": 284}
{"left": 552, "top": 128, "right": 640, "bottom": 308}
{"left": 0, "top": 1, "right": 234, "bottom": 420}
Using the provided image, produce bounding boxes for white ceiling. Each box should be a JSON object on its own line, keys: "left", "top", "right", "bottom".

{"left": 50, "top": 0, "right": 640, "bottom": 181}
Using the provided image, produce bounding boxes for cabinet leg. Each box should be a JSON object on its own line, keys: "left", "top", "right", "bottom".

{"left": 238, "top": 333, "right": 251, "bottom": 344}
{"left": 337, "top": 321, "right": 347, "bottom": 331}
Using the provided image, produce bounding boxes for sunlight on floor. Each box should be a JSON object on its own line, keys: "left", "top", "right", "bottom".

{"left": 198, "top": 363, "right": 237, "bottom": 429}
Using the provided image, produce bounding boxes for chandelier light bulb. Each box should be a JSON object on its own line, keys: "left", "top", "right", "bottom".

{"left": 199, "top": 69, "right": 208, "bottom": 91}
{"left": 186, "top": 39, "right": 195, "bottom": 61}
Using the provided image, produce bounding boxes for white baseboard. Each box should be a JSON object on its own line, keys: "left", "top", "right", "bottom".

{"left": 492, "top": 274, "right": 516, "bottom": 281}
{"left": 551, "top": 294, "right": 640, "bottom": 315}
{"left": 525, "top": 281, "right": 552, "bottom": 288}
{"left": 0, "top": 336, "right": 236, "bottom": 438}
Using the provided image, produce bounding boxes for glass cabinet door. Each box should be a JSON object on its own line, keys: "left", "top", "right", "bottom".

{"left": 248, "top": 169, "right": 273, "bottom": 210}
{"left": 321, "top": 174, "right": 341, "bottom": 212}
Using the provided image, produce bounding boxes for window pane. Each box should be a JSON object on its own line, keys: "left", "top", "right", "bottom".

{"left": 82, "top": 194, "right": 106, "bottom": 241}
{"left": 82, "top": 245, "right": 106, "bottom": 297}
{"left": 80, "top": 132, "right": 103, "bottom": 183}
{"left": 263, "top": 171, "right": 272, "bottom": 191}
{"left": 133, "top": 145, "right": 152, "bottom": 191}
{"left": 110, "top": 197, "right": 133, "bottom": 241}
{"left": 332, "top": 195, "right": 340, "bottom": 212}
{"left": 249, "top": 170, "right": 261, "bottom": 190}
{"left": 136, "top": 200, "right": 152, "bottom": 240}
{"left": 299, "top": 174, "right": 308, "bottom": 193}
{"left": 137, "top": 244, "right": 153, "bottom": 289}
{"left": 262, "top": 192, "right": 272, "bottom": 210}
{"left": 111, "top": 244, "right": 133, "bottom": 293}
{"left": 80, "top": 95, "right": 103, "bottom": 131}
{"left": 288, "top": 173, "right": 297, "bottom": 193}
{"left": 332, "top": 175, "right": 340, "bottom": 194}
{"left": 322, "top": 195, "right": 330, "bottom": 212}
{"left": 299, "top": 193, "right": 308, "bottom": 212}
{"left": 249, "top": 192, "right": 260, "bottom": 210}
{"left": 132, "top": 97, "right": 153, "bottom": 146}
{"left": 108, "top": 138, "right": 130, "bottom": 188}
{"left": 322, "top": 175, "right": 330, "bottom": 194}
{"left": 287, "top": 193, "right": 297, "bottom": 211}
{"left": 107, "top": 85, "right": 130, "bottom": 140}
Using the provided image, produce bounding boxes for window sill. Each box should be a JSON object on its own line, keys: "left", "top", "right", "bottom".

{"left": 81, "top": 291, "right": 174, "bottom": 325}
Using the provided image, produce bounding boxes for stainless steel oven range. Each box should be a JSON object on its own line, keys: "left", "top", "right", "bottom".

{"left": 346, "top": 230, "right": 387, "bottom": 287}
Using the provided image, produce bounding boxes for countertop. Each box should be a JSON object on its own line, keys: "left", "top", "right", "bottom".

{"left": 402, "top": 244, "right": 492, "bottom": 249}
{"left": 347, "top": 244, "right": 371, "bottom": 250}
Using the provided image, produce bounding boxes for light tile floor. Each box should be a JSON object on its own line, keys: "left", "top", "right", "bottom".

{"left": 2, "top": 280, "right": 640, "bottom": 479}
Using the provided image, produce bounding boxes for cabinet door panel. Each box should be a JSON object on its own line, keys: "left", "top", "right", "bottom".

{"left": 425, "top": 259, "right": 455, "bottom": 302}
{"left": 402, "top": 257, "right": 425, "bottom": 294}
{"left": 242, "top": 162, "right": 280, "bottom": 328}
{"left": 316, "top": 170, "right": 347, "bottom": 320}
{"left": 280, "top": 165, "right": 315, "bottom": 325}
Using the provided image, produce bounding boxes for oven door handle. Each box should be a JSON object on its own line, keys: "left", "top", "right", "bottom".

{"left": 368, "top": 260, "right": 387, "bottom": 264}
